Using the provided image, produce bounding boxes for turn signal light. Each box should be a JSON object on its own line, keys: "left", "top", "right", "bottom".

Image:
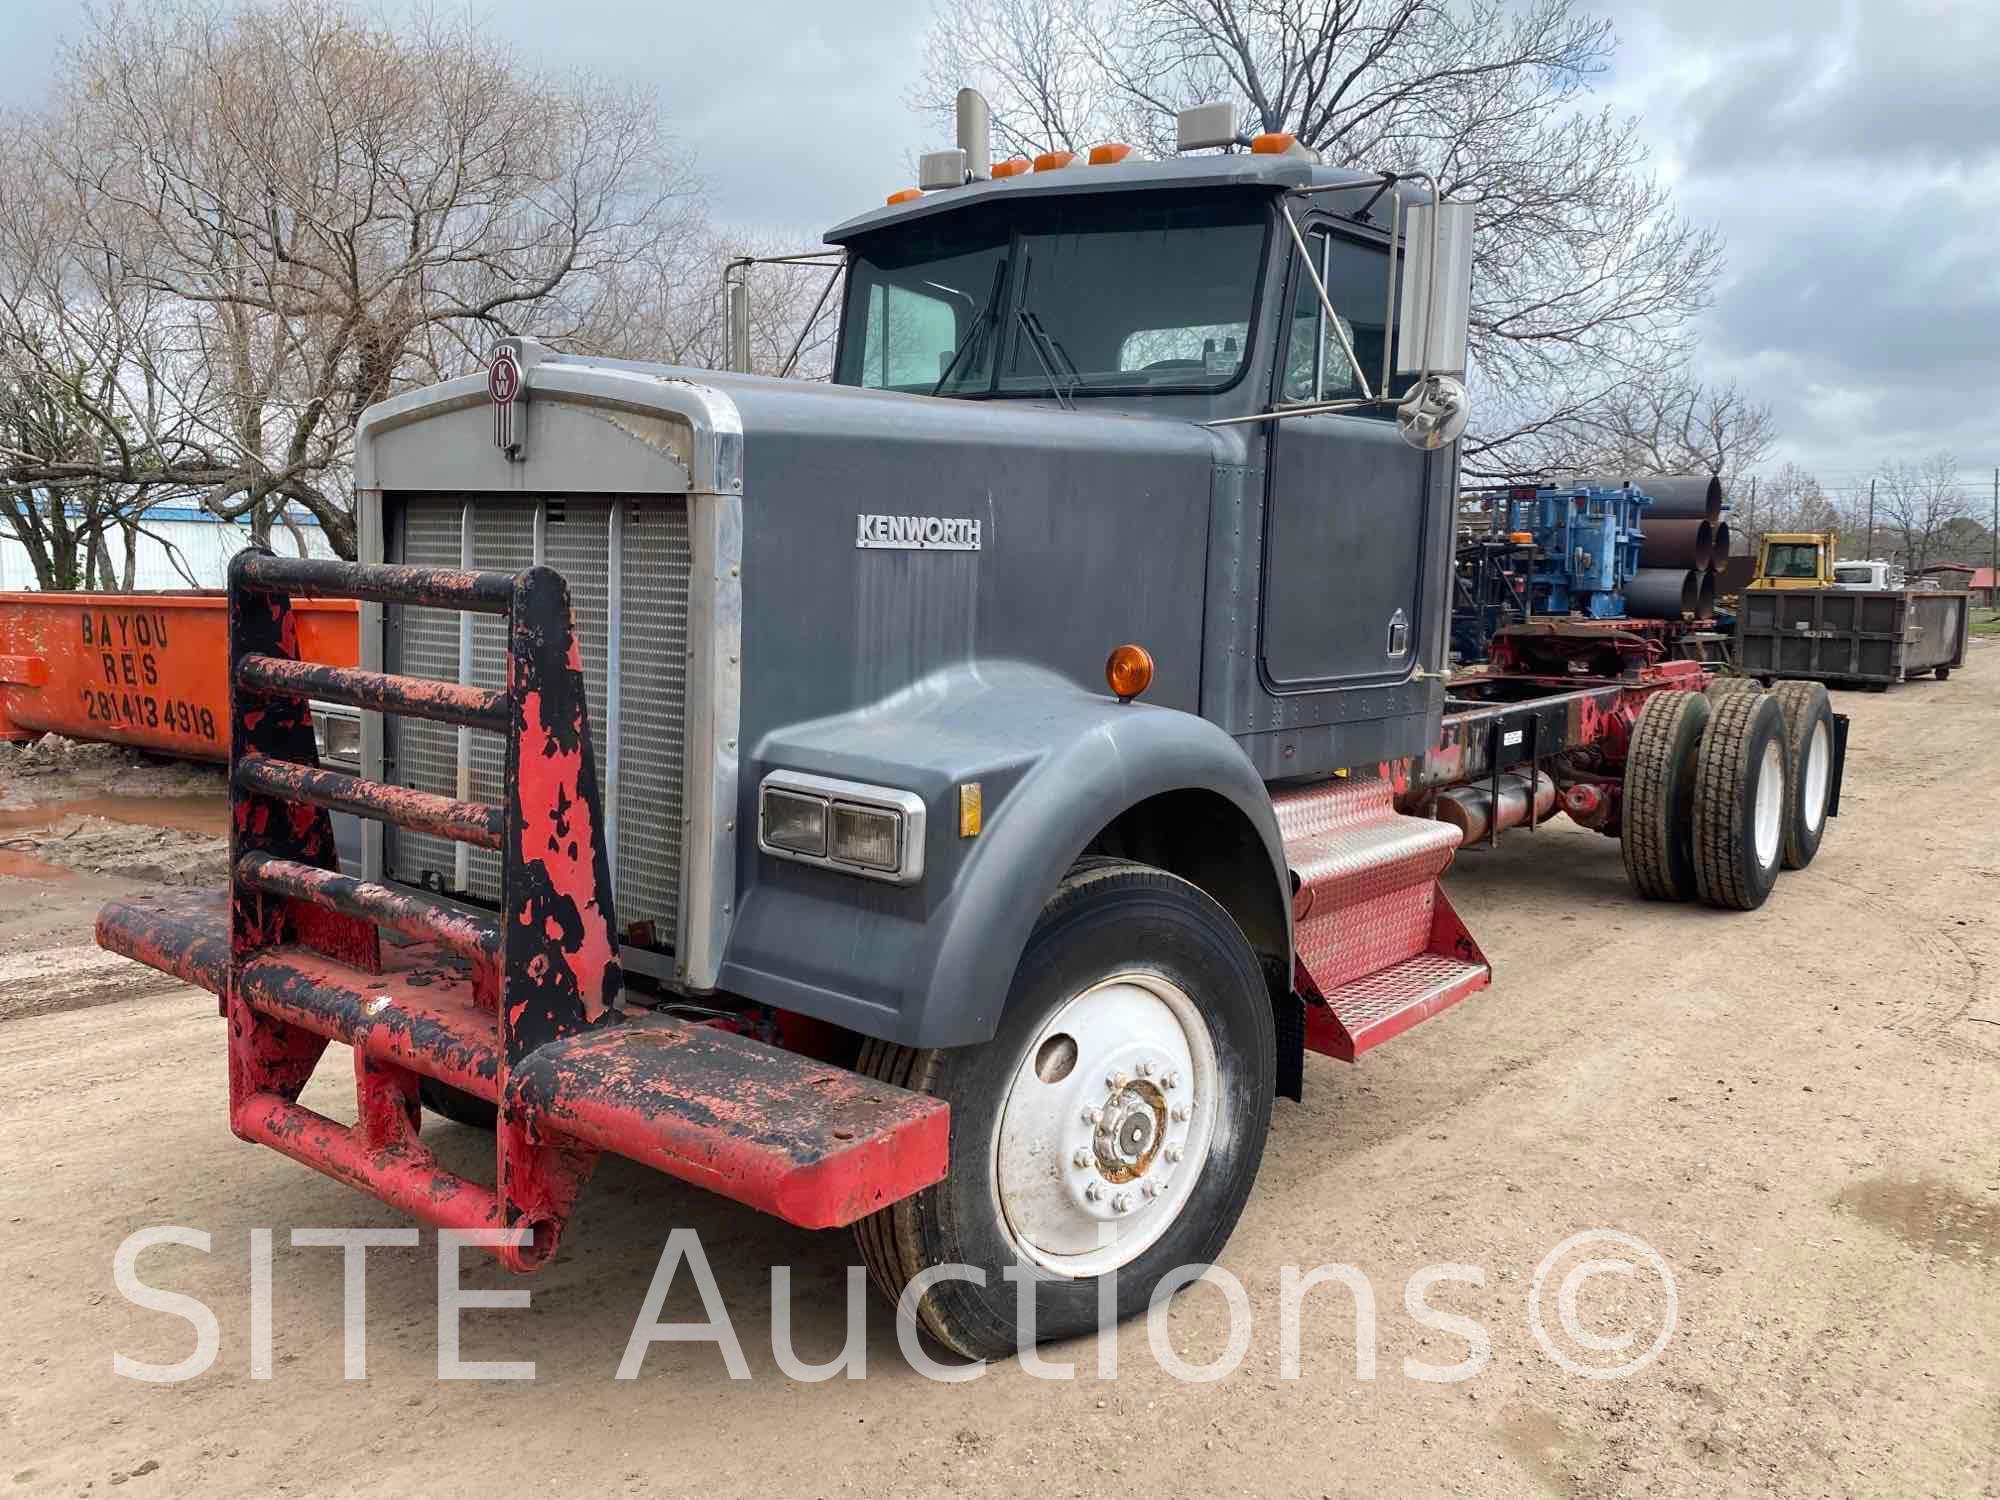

{"left": 1033, "top": 150, "right": 1077, "bottom": 171}
{"left": 1088, "top": 143, "right": 1133, "bottom": 165}
{"left": 886, "top": 187, "right": 923, "bottom": 205}
{"left": 1509, "top": 531, "right": 1535, "bottom": 544}
{"left": 992, "top": 157, "right": 1032, "bottom": 178}
{"left": 1106, "top": 643, "right": 1155, "bottom": 702}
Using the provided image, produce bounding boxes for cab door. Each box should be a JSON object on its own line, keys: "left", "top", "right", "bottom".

{"left": 1260, "top": 222, "right": 1432, "bottom": 689}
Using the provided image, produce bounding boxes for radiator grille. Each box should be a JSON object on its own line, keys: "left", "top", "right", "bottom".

{"left": 384, "top": 495, "right": 691, "bottom": 941}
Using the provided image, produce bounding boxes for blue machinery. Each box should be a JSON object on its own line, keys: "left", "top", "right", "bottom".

{"left": 1452, "top": 483, "right": 1654, "bottom": 661}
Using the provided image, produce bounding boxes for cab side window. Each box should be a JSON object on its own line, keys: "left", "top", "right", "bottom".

{"left": 857, "top": 281, "right": 960, "bottom": 389}
{"left": 1280, "top": 228, "right": 1401, "bottom": 414}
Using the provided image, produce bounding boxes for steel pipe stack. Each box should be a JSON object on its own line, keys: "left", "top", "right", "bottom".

{"left": 1582, "top": 474, "right": 1729, "bottom": 619}
{"left": 1625, "top": 567, "right": 1701, "bottom": 620}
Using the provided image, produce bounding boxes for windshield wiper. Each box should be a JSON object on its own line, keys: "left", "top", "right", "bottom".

{"left": 1009, "top": 255, "right": 1080, "bottom": 410}
{"left": 930, "top": 260, "right": 1008, "bottom": 397}
{"left": 1014, "top": 308, "right": 1077, "bottom": 411}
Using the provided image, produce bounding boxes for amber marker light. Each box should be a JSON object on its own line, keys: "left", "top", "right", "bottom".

{"left": 1105, "top": 643, "right": 1155, "bottom": 703}
{"left": 886, "top": 188, "right": 923, "bottom": 205}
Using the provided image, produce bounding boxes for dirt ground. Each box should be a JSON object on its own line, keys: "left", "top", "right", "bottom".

{"left": 2, "top": 648, "right": 1997, "bottom": 1499}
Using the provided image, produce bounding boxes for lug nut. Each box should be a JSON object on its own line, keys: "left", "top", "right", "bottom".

{"left": 1136, "top": 1060, "right": 1155, "bottom": 1078}
{"left": 1141, "top": 1180, "right": 1160, "bottom": 1200}
{"left": 1171, "top": 1105, "right": 1191, "bottom": 1122}
{"left": 1084, "top": 1180, "right": 1104, "bottom": 1202}
{"left": 1165, "top": 1145, "right": 1184, "bottom": 1164}
{"left": 1112, "top": 1193, "right": 1132, "bottom": 1214}
{"left": 1083, "top": 1107, "right": 1103, "bottom": 1126}
{"left": 1107, "top": 1070, "right": 1129, "bottom": 1091}
{"left": 1165, "top": 1070, "right": 1183, "bottom": 1089}
{"left": 1072, "top": 1148, "right": 1092, "bottom": 1169}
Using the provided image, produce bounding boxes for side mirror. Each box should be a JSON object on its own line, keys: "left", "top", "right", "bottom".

{"left": 1391, "top": 200, "right": 1474, "bottom": 452}
{"left": 1395, "top": 201, "right": 1474, "bottom": 377}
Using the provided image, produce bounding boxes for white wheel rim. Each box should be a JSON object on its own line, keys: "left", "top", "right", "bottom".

{"left": 1753, "top": 738, "right": 1785, "bottom": 869}
{"left": 1802, "top": 719, "right": 1831, "bottom": 834}
{"left": 992, "top": 972, "right": 1219, "bottom": 1278}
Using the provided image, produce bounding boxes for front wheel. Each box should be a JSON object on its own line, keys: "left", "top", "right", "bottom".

{"left": 855, "top": 860, "right": 1275, "bottom": 1361}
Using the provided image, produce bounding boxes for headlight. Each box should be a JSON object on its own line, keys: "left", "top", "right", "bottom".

{"left": 757, "top": 772, "right": 926, "bottom": 884}
{"left": 311, "top": 704, "right": 363, "bottom": 770}
{"left": 830, "top": 802, "right": 901, "bottom": 871}
{"left": 760, "top": 788, "right": 828, "bottom": 857}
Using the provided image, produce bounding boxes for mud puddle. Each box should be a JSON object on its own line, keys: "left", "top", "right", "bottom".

{"left": 1837, "top": 1173, "right": 2000, "bottom": 1270}
{"left": 0, "top": 793, "right": 226, "bottom": 839}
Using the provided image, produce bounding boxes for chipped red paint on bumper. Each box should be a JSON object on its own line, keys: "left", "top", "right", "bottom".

{"left": 99, "top": 888, "right": 950, "bottom": 1235}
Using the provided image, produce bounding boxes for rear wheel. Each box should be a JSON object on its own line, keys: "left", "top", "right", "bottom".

{"left": 1692, "top": 690, "right": 1790, "bottom": 911}
{"left": 855, "top": 860, "right": 1275, "bottom": 1361}
{"left": 1768, "top": 680, "right": 1835, "bottom": 870}
{"left": 1621, "top": 690, "right": 1711, "bottom": 902}
{"left": 1703, "top": 676, "right": 1759, "bottom": 702}
{"left": 1935, "top": 666, "right": 1951, "bottom": 681}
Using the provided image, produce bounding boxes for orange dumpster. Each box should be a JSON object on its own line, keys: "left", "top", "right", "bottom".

{"left": 0, "top": 591, "right": 359, "bottom": 761}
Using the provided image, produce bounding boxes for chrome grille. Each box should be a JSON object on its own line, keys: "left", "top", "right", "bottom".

{"left": 384, "top": 495, "right": 691, "bottom": 940}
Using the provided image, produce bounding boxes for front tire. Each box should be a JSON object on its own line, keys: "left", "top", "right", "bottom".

{"left": 855, "top": 860, "right": 1275, "bottom": 1360}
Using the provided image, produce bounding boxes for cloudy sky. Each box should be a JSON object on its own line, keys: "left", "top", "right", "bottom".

{"left": 4, "top": 0, "right": 1995, "bottom": 505}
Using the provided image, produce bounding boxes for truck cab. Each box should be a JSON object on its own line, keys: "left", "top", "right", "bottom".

{"left": 1752, "top": 532, "right": 1837, "bottom": 589}
{"left": 1833, "top": 560, "right": 1905, "bottom": 591}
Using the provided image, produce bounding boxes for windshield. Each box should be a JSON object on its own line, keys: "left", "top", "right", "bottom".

{"left": 835, "top": 192, "right": 1270, "bottom": 398}
{"left": 1764, "top": 543, "right": 1823, "bottom": 579}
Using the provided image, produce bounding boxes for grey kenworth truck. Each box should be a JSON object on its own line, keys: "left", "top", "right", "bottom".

{"left": 99, "top": 95, "right": 1839, "bottom": 1361}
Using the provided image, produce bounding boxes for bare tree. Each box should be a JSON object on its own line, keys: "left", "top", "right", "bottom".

{"left": 1875, "top": 453, "right": 1967, "bottom": 575}
{"left": 1723, "top": 462, "right": 1841, "bottom": 550}
{"left": 916, "top": 0, "right": 1723, "bottom": 470}
{"left": 0, "top": 0, "right": 697, "bottom": 560}
{"left": 1515, "top": 375, "right": 1776, "bottom": 492}
{"left": 604, "top": 227, "right": 845, "bottom": 379}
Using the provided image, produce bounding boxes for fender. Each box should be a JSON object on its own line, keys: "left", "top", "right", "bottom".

{"left": 716, "top": 662, "right": 1291, "bottom": 1048}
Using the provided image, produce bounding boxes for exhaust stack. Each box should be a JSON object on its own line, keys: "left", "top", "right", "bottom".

{"left": 956, "top": 88, "right": 992, "bottom": 179}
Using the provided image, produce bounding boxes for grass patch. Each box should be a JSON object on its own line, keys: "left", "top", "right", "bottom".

{"left": 1972, "top": 611, "right": 2000, "bottom": 637}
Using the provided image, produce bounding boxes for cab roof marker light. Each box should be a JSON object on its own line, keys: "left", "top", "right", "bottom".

{"left": 885, "top": 187, "right": 923, "bottom": 206}
{"left": 1087, "top": 142, "right": 1134, "bottom": 165}
{"left": 991, "top": 157, "right": 1032, "bottom": 178}
{"left": 1250, "top": 131, "right": 1323, "bottom": 163}
{"left": 1032, "top": 150, "right": 1077, "bottom": 171}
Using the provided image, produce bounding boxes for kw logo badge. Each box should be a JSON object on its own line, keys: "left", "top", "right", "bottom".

{"left": 856, "top": 514, "right": 982, "bottom": 551}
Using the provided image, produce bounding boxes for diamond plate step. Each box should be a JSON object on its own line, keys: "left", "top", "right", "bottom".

{"left": 1275, "top": 776, "right": 1491, "bottom": 1061}
{"left": 1304, "top": 946, "right": 1490, "bottom": 1062}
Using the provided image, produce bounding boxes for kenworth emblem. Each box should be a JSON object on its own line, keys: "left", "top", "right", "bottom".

{"left": 856, "top": 514, "right": 982, "bottom": 551}
{"left": 489, "top": 347, "right": 523, "bottom": 457}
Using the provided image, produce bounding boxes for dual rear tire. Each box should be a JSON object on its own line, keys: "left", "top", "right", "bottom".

{"left": 1623, "top": 678, "right": 1833, "bottom": 911}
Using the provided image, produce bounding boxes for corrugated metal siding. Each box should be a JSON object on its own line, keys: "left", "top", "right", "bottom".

{"left": 384, "top": 494, "right": 690, "bottom": 940}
